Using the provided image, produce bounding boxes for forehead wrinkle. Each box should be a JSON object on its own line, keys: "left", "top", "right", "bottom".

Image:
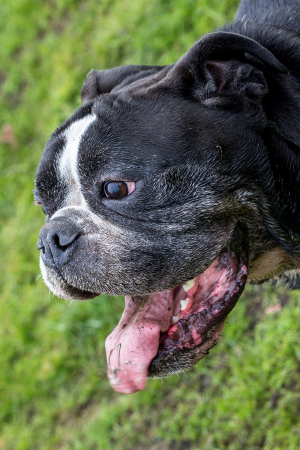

{"left": 59, "top": 114, "right": 96, "bottom": 207}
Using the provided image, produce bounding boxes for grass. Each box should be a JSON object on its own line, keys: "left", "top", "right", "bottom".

{"left": 1, "top": 0, "right": 300, "bottom": 448}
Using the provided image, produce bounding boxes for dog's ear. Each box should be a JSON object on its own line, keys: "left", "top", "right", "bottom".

{"left": 204, "top": 59, "right": 269, "bottom": 100}
{"left": 81, "top": 65, "right": 165, "bottom": 103}
{"left": 171, "top": 31, "right": 287, "bottom": 102}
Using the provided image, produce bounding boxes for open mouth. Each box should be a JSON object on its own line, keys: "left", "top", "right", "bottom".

{"left": 105, "top": 229, "right": 248, "bottom": 394}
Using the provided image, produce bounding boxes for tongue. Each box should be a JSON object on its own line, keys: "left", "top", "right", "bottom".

{"left": 105, "top": 291, "right": 174, "bottom": 394}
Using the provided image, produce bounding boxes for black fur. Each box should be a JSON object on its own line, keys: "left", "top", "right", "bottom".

{"left": 35, "top": 0, "right": 300, "bottom": 376}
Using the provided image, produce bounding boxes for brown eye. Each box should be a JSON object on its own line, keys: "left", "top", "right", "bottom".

{"left": 104, "top": 181, "right": 135, "bottom": 199}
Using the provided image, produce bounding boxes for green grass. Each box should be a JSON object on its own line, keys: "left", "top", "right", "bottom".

{"left": 1, "top": 0, "right": 300, "bottom": 448}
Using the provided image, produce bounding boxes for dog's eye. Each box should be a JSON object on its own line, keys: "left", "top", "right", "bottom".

{"left": 104, "top": 181, "right": 135, "bottom": 199}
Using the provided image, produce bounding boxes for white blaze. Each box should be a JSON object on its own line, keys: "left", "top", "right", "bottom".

{"left": 59, "top": 114, "right": 96, "bottom": 208}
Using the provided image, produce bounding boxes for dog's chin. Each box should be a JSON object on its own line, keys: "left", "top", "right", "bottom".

{"left": 40, "top": 258, "right": 98, "bottom": 301}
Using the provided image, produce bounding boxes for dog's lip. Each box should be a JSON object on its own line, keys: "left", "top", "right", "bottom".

{"left": 41, "top": 261, "right": 99, "bottom": 300}
{"left": 105, "top": 242, "right": 248, "bottom": 394}
{"left": 62, "top": 285, "right": 99, "bottom": 300}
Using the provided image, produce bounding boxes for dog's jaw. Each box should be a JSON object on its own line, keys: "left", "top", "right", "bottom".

{"left": 40, "top": 256, "right": 99, "bottom": 300}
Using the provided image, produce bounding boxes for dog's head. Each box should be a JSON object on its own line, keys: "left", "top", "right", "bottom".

{"left": 35, "top": 32, "right": 299, "bottom": 393}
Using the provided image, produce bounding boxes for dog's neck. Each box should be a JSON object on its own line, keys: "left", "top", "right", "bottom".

{"left": 219, "top": 18, "right": 300, "bottom": 254}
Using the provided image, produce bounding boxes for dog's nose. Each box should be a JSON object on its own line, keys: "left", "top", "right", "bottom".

{"left": 37, "top": 219, "right": 81, "bottom": 268}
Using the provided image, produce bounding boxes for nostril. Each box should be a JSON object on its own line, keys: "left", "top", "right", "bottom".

{"left": 49, "top": 230, "right": 80, "bottom": 266}
{"left": 52, "top": 233, "right": 67, "bottom": 253}
{"left": 53, "top": 231, "right": 80, "bottom": 249}
{"left": 50, "top": 230, "right": 80, "bottom": 258}
{"left": 52, "top": 234, "right": 69, "bottom": 255}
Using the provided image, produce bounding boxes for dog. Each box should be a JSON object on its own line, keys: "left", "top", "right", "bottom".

{"left": 35, "top": 0, "right": 300, "bottom": 394}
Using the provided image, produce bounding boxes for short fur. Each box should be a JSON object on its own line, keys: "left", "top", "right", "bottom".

{"left": 35, "top": 0, "right": 300, "bottom": 377}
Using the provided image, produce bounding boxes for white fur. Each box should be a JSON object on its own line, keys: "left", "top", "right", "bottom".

{"left": 59, "top": 114, "right": 96, "bottom": 208}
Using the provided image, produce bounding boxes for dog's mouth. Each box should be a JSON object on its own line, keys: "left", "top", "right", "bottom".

{"left": 105, "top": 236, "right": 248, "bottom": 394}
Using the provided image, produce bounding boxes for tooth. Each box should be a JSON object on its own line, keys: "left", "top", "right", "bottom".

{"left": 183, "top": 277, "right": 196, "bottom": 292}
{"left": 172, "top": 315, "right": 179, "bottom": 324}
{"left": 180, "top": 299, "right": 189, "bottom": 311}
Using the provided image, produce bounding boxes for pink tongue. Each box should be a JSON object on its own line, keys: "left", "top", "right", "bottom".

{"left": 105, "top": 291, "right": 174, "bottom": 394}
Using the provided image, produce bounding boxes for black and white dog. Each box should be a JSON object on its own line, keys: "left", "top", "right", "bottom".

{"left": 35, "top": 0, "right": 300, "bottom": 393}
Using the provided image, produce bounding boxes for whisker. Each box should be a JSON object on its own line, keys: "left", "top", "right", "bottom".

{"left": 65, "top": 299, "right": 73, "bottom": 306}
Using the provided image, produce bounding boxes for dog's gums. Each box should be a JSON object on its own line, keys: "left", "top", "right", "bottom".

{"left": 106, "top": 249, "right": 248, "bottom": 394}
